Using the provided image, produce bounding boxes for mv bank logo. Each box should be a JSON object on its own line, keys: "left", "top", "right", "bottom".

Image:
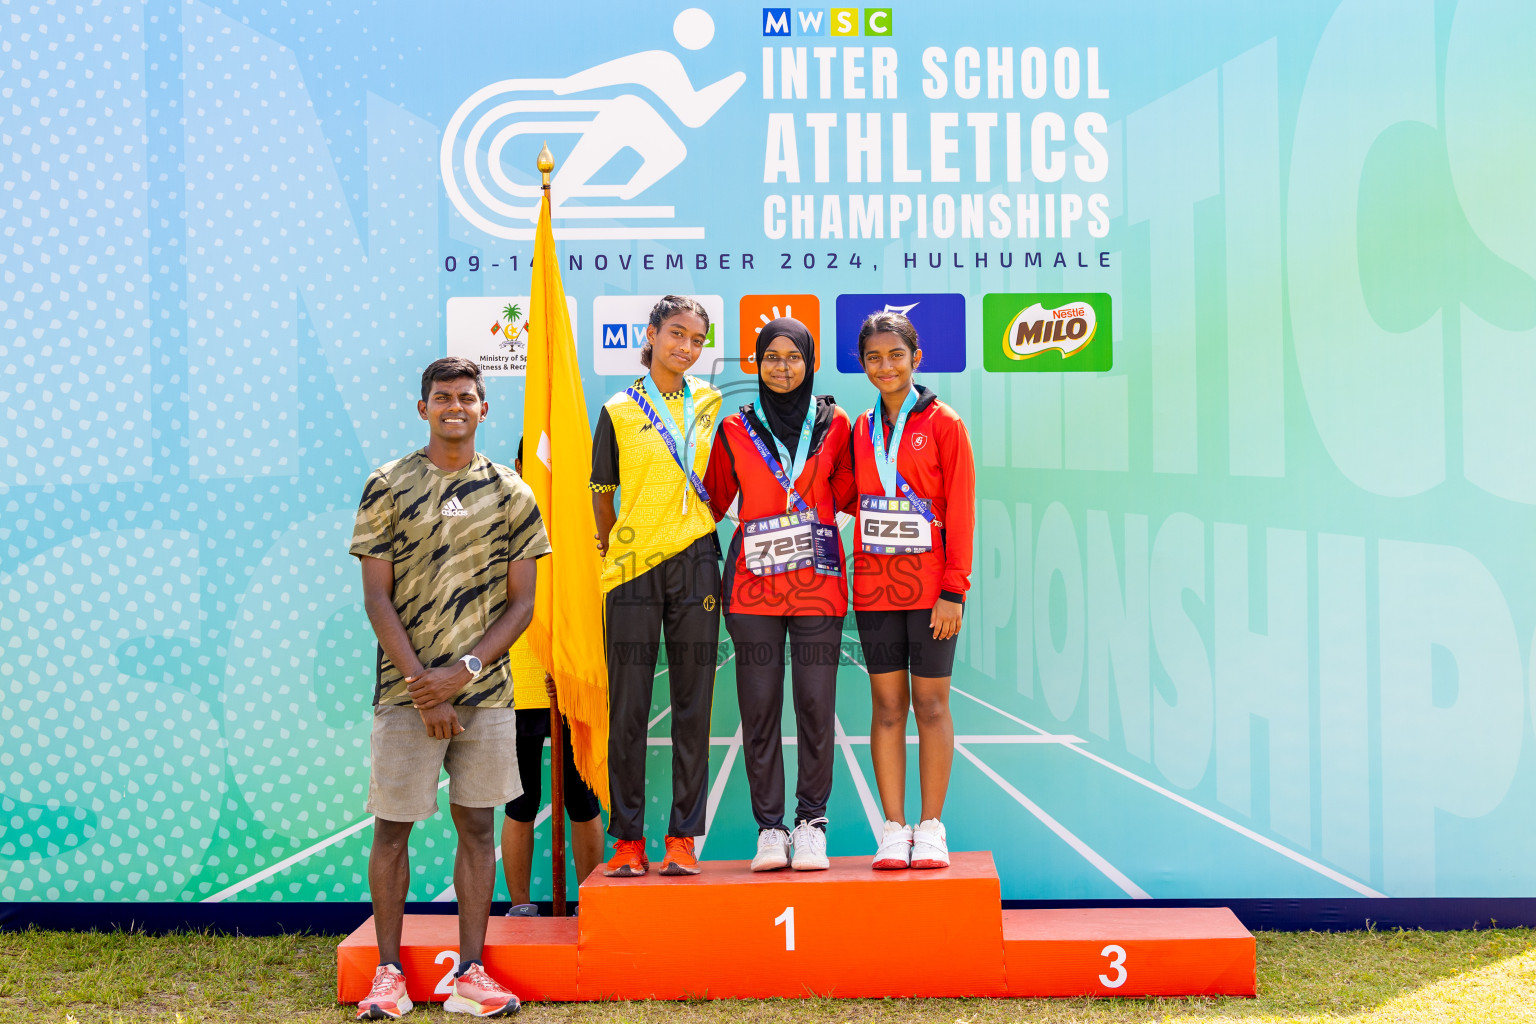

{"left": 593, "top": 295, "right": 726, "bottom": 377}
{"left": 763, "top": 8, "right": 892, "bottom": 36}
{"left": 441, "top": 9, "right": 746, "bottom": 242}
{"left": 981, "top": 293, "right": 1114, "bottom": 372}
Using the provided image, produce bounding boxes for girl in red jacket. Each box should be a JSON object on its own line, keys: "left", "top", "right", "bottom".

{"left": 704, "top": 317, "right": 855, "bottom": 872}
{"left": 846, "top": 310, "right": 975, "bottom": 870}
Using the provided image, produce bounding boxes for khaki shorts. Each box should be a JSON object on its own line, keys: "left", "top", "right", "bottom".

{"left": 366, "top": 704, "right": 521, "bottom": 822}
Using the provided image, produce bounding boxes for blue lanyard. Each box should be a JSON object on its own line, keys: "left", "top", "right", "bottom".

{"left": 871, "top": 387, "right": 918, "bottom": 498}
{"left": 643, "top": 374, "right": 694, "bottom": 465}
{"left": 626, "top": 378, "right": 711, "bottom": 510}
{"left": 868, "top": 387, "right": 940, "bottom": 525}
{"left": 740, "top": 409, "right": 815, "bottom": 515}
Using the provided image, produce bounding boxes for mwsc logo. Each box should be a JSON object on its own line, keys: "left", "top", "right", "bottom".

{"left": 441, "top": 9, "right": 746, "bottom": 242}
{"left": 762, "top": 8, "right": 892, "bottom": 36}
{"left": 981, "top": 293, "right": 1114, "bottom": 372}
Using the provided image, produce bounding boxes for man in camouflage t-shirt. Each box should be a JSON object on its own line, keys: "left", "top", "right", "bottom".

{"left": 348, "top": 357, "right": 549, "bottom": 1019}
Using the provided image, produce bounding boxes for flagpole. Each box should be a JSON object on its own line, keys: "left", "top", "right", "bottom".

{"left": 538, "top": 141, "right": 569, "bottom": 919}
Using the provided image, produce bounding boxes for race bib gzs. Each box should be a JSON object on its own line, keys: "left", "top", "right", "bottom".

{"left": 858, "top": 494, "right": 933, "bottom": 555}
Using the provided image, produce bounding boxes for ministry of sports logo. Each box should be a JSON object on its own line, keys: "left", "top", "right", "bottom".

{"left": 444, "top": 295, "right": 579, "bottom": 378}
{"left": 440, "top": 8, "right": 746, "bottom": 242}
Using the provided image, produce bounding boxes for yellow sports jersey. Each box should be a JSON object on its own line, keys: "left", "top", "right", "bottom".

{"left": 591, "top": 375, "right": 721, "bottom": 594}
{"left": 508, "top": 632, "right": 548, "bottom": 710}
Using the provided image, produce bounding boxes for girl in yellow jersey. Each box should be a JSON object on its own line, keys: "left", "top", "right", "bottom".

{"left": 589, "top": 295, "right": 722, "bottom": 877}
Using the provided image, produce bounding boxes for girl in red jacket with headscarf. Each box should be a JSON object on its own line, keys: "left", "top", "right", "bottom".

{"left": 844, "top": 310, "right": 975, "bottom": 871}
{"left": 704, "top": 317, "right": 855, "bottom": 873}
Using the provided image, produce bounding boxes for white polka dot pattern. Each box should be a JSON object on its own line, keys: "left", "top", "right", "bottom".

{"left": 0, "top": 1, "right": 154, "bottom": 487}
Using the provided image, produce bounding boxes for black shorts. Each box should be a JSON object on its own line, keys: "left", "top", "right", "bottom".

{"left": 505, "top": 708, "right": 603, "bottom": 824}
{"left": 855, "top": 608, "right": 960, "bottom": 677}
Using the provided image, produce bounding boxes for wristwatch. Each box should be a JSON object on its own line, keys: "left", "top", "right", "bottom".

{"left": 459, "top": 654, "right": 482, "bottom": 680}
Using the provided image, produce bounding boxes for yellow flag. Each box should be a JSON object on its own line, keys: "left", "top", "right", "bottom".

{"left": 522, "top": 183, "right": 609, "bottom": 810}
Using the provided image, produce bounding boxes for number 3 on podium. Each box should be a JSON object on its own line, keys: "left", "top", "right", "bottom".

{"left": 1098, "top": 943, "right": 1127, "bottom": 988}
{"left": 774, "top": 906, "right": 795, "bottom": 952}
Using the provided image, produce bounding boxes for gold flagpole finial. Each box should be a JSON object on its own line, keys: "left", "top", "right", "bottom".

{"left": 537, "top": 142, "right": 555, "bottom": 190}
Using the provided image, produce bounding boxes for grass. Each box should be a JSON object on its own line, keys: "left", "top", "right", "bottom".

{"left": 0, "top": 927, "right": 1533, "bottom": 1023}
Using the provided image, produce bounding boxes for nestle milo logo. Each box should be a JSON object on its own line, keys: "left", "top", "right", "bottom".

{"left": 982, "top": 293, "right": 1113, "bottom": 373}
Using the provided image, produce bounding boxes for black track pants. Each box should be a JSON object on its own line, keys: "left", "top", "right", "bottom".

{"left": 605, "top": 533, "right": 721, "bottom": 841}
{"left": 724, "top": 611, "right": 841, "bottom": 831}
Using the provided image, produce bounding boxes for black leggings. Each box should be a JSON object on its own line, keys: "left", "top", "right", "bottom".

{"left": 724, "top": 612, "right": 841, "bottom": 831}
{"left": 605, "top": 534, "right": 721, "bottom": 840}
{"left": 505, "top": 708, "right": 602, "bottom": 824}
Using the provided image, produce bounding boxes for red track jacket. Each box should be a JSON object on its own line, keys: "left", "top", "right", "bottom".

{"left": 844, "top": 385, "right": 975, "bottom": 611}
{"left": 705, "top": 397, "right": 856, "bottom": 617}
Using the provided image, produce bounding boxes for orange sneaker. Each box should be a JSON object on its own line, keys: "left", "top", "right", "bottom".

{"left": 444, "top": 960, "right": 520, "bottom": 1017}
{"left": 602, "top": 838, "right": 649, "bottom": 877}
{"left": 356, "top": 963, "right": 412, "bottom": 1019}
{"left": 659, "top": 835, "right": 701, "bottom": 875}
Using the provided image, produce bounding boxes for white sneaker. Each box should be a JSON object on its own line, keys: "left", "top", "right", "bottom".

{"left": 871, "top": 820, "right": 912, "bottom": 870}
{"left": 790, "top": 817, "right": 830, "bottom": 870}
{"left": 911, "top": 817, "right": 950, "bottom": 869}
{"left": 751, "top": 827, "right": 791, "bottom": 871}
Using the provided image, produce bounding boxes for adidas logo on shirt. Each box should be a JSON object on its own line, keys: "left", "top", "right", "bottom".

{"left": 440, "top": 496, "right": 469, "bottom": 518}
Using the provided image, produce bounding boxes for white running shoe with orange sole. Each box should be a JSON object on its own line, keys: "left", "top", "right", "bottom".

{"left": 444, "top": 961, "right": 521, "bottom": 1017}
{"left": 356, "top": 964, "right": 412, "bottom": 1020}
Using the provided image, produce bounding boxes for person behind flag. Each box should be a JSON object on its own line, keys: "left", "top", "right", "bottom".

{"left": 844, "top": 312, "right": 976, "bottom": 872}
{"left": 590, "top": 295, "right": 723, "bottom": 877}
{"left": 350, "top": 357, "right": 549, "bottom": 1019}
{"left": 501, "top": 439, "right": 605, "bottom": 916}
{"left": 701, "top": 317, "right": 855, "bottom": 871}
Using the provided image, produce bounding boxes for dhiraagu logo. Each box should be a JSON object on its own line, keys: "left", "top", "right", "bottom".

{"left": 982, "top": 293, "right": 1113, "bottom": 372}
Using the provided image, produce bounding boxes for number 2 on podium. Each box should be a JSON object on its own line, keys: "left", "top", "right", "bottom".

{"left": 775, "top": 906, "right": 795, "bottom": 951}
{"left": 434, "top": 950, "right": 460, "bottom": 995}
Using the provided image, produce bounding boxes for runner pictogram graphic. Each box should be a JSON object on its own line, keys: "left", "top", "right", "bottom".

{"left": 441, "top": 8, "right": 745, "bottom": 241}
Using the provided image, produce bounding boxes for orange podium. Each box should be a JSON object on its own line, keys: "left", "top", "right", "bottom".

{"left": 579, "top": 851, "right": 1005, "bottom": 998}
{"left": 336, "top": 853, "right": 1256, "bottom": 1002}
{"left": 1002, "top": 908, "right": 1256, "bottom": 997}
{"left": 337, "top": 914, "right": 579, "bottom": 1004}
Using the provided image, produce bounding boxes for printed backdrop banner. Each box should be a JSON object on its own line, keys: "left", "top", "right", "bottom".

{"left": 3, "top": 0, "right": 1535, "bottom": 907}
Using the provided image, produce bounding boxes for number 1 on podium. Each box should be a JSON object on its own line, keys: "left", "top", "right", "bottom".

{"left": 775, "top": 906, "right": 795, "bottom": 951}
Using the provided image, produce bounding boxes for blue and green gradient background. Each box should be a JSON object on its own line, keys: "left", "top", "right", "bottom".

{"left": 3, "top": 0, "right": 1535, "bottom": 906}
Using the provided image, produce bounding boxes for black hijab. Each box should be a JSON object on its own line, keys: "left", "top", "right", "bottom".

{"left": 754, "top": 317, "right": 817, "bottom": 456}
